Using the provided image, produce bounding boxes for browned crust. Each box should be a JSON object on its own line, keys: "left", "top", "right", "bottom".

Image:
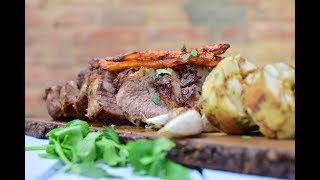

{"left": 89, "top": 44, "right": 229, "bottom": 72}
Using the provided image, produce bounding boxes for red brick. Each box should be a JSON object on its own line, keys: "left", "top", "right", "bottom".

{"left": 230, "top": 0, "right": 258, "bottom": 4}
{"left": 72, "top": 27, "right": 144, "bottom": 46}
{"left": 221, "top": 24, "right": 248, "bottom": 42}
{"left": 25, "top": 0, "right": 46, "bottom": 9}
{"left": 102, "top": 8, "right": 146, "bottom": 25}
{"left": 144, "top": 26, "right": 211, "bottom": 42}
{"left": 248, "top": 22, "right": 294, "bottom": 41}
{"left": 247, "top": 1, "right": 295, "bottom": 21}
{"left": 25, "top": 10, "right": 41, "bottom": 27}
{"left": 117, "top": 0, "right": 183, "bottom": 5}
{"left": 25, "top": 66, "right": 81, "bottom": 87}
{"left": 48, "top": 7, "right": 102, "bottom": 27}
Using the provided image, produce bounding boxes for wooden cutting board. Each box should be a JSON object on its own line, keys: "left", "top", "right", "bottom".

{"left": 25, "top": 118, "right": 295, "bottom": 179}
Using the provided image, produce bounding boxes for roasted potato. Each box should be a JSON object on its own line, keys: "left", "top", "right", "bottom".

{"left": 201, "top": 54, "right": 258, "bottom": 134}
{"left": 244, "top": 62, "right": 295, "bottom": 139}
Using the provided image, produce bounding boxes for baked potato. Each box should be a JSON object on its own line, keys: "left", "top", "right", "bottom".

{"left": 244, "top": 62, "right": 295, "bottom": 139}
{"left": 201, "top": 54, "right": 258, "bottom": 134}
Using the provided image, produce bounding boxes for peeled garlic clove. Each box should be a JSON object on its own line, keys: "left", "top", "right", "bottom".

{"left": 145, "top": 114, "right": 169, "bottom": 129}
{"left": 158, "top": 110, "right": 203, "bottom": 137}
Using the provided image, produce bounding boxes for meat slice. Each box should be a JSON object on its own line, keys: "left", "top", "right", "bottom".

{"left": 73, "top": 70, "right": 100, "bottom": 117}
{"left": 43, "top": 85, "right": 65, "bottom": 120}
{"left": 76, "top": 66, "right": 92, "bottom": 88}
{"left": 60, "top": 81, "right": 79, "bottom": 118}
{"left": 154, "top": 68, "right": 185, "bottom": 108}
{"left": 86, "top": 71, "right": 128, "bottom": 125}
{"left": 116, "top": 68, "right": 169, "bottom": 126}
{"left": 180, "top": 66, "right": 210, "bottom": 109}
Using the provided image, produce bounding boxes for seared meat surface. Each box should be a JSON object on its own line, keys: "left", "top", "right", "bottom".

{"left": 87, "top": 71, "right": 128, "bottom": 125}
{"left": 116, "top": 68, "right": 169, "bottom": 125}
{"left": 43, "top": 85, "right": 65, "bottom": 120}
{"left": 43, "top": 43, "right": 230, "bottom": 125}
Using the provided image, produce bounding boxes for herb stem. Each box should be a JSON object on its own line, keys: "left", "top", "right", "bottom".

{"left": 51, "top": 138, "right": 80, "bottom": 173}
{"left": 25, "top": 145, "right": 51, "bottom": 151}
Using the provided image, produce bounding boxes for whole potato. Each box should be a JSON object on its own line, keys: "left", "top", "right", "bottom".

{"left": 244, "top": 62, "right": 295, "bottom": 139}
{"left": 201, "top": 54, "right": 258, "bottom": 134}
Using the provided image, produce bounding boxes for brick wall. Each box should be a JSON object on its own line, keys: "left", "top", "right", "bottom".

{"left": 25, "top": 0, "right": 295, "bottom": 118}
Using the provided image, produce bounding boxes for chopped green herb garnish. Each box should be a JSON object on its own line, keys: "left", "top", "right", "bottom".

{"left": 156, "top": 69, "right": 171, "bottom": 76}
{"left": 241, "top": 135, "right": 252, "bottom": 140}
{"left": 189, "top": 49, "right": 198, "bottom": 56}
{"left": 25, "top": 119, "right": 190, "bottom": 179}
{"left": 87, "top": 87, "right": 92, "bottom": 97}
{"left": 147, "top": 76, "right": 154, "bottom": 83}
{"left": 75, "top": 89, "right": 80, "bottom": 98}
{"left": 214, "top": 73, "right": 220, "bottom": 79}
{"left": 182, "top": 49, "right": 198, "bottom": 62}
{"left": 147, "top": 122, "right": 155, "bottom": 126}
{"left": 203, "top": 98, "right": 208, "bottom": 103}
{"left": 182, "top": 53, "right": 191, "bottom": 62}
{"left": 181, "top": 43, "right": 187, "bottom": 52}
{"left": 151, "top": 96, "right": 161, "bottom": 105}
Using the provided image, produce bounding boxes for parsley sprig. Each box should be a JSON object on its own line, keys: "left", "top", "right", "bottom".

{"left": 25, "top": 119, "right": 190, "bottom": 179}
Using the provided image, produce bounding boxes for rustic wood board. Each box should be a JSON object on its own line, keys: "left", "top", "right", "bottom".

{"left": 25, "top": 118, "right": 295, "bottom": 179}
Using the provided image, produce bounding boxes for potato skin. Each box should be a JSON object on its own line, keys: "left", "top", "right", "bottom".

{"left": 201, "top": 55, "right": 257, "bottom": 134}
{"left": 244, "top": 63, "right": 295, "bottom": 139}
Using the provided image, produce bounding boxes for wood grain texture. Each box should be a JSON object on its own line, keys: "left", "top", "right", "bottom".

{"left": 25, "top": 118, "right": 295, "bottom": 179}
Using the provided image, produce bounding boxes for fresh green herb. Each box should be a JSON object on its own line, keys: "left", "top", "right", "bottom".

{"left": 182, "top": 49, "right": 198, "bottom": 62}
{"left": 142, "top": 68, "right": 147, "bottom": 76}
{"left": 25, "top": 119, "right": 190, "bottom": 179}
{"left": 189, "top": 49, "right": 198, "bottom": 56}
{"left": 214, "top": 73, "right": 220, "bottom": 79}
{"left": 151, "top": 96, "right": 161, "bottom": 105}
{"left": 147, "top": 122, "right": 155, "bottom": 126}
{"left": 147, "top": 76, "right": 154, "bottom": 83}
{"left": 156, "top": 69, "right": 171, "bottom": 76}
{"left": 203, "top": 98, "right": 208, "bottom": 103}
{"left": 75, "top": 90, "right": 80, "bottom": 98}
{"left": 181, "top": 43, "right": 187, "bottom": 52}
{"left": 182, "top": 53, "right": 191, "bottom": 62}
{"left": 241, "top": 135, "right": 252, "bottom": 140}
{"left": 87, "top": 87, "right": 92, "bottom": 97}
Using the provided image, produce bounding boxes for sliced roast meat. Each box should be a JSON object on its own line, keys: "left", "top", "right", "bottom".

{"left": 76, "top": 66, "right": 92, "bottom": 88}
{"left": 154, "top": 68, "right": 185, "bottom": 108}
{"left": 60, "top": 81, "right": 79, "bottom": 118}
{"left": 86, "top": 71, "right": 128, "bottom": 125}
{"left": 43, "top": 85, "right": 65, "bottom": 120}
{"left": 73, "top": 70, "right": 101, "bottom": 117}
{"left": 116, "top": 68, "right": 169, "bottom": 126}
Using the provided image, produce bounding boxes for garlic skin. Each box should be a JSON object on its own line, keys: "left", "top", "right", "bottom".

{"left": 158, "top": 110, "right": 203, "bottom": 137}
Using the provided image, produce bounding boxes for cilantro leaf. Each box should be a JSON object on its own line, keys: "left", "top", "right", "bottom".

{"left": 77, "top": 132, "right": 102, "bottom": 162}
{"left": 87, "top": 87, "right": 92, "bottom": 97}
{"left": 77, "top": 161, "right": 117, "bottom": 178}
{"left": 164, "top": 161, "right": 190, "bottom": 180}
{"left": 104, "top": 127, "right": 120, "bottom": 144}
{"left": 181, "top": 43, "right": 187, "bottom": 52}
{"left": 182, "top": 53, "right": 191, "bottom": 62}
{"left": 156, "top": 69, "right": 171, "bottom": 76}
{"left": 189, "top": 49, "right": 198, "bottom": 56}
{"left": 151, "top": 96, "right": 161, "bottom": 105}
{"left": 241, "top": 135, "right": 252, "bottom": 140}
{"left": 66, "top": 119, "right": 90, "bottom": 137}
{"left": 182, "top": 49, "right": 198, "bottom": 62}
{"left": 75, "top": 89, "right": 80, "bottom": 98}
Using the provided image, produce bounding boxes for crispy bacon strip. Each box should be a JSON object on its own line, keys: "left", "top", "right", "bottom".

{"left": 90, "top": 43, "right": 230, "bottom": 72}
